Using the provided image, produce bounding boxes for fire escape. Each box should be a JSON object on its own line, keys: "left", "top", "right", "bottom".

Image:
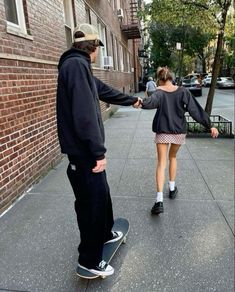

{"left": 121, "top": 1, "right": 141, "bottom": 39}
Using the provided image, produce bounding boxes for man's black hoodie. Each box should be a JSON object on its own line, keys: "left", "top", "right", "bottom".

{"left": 56, "top": 48, "right": 138, "bottom": 161}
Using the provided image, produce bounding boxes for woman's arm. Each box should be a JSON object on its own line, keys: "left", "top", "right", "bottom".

{"left": 184, "top": 90, "right": 218, "bottom": 138}
{"left": 141, "top": 92, "right": 160, "bottom": 109}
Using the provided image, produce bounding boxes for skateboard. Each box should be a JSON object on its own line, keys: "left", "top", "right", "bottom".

{"left": 76, "top": 218, "right": 129, "bottom": 279}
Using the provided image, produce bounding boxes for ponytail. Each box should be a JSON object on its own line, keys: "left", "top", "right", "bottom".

{"left": 156, "top": 66, "right": 173, "bottom": 82}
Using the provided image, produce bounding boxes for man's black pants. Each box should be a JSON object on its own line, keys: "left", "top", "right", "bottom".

{"left": 66, "top": 158, "right": 114, "bottom": 268}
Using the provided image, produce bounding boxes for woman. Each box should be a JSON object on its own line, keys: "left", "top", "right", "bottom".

{"left": 145, "top": 76, "right": 157, "bottom": 97}
{"left": 140, "top": 67, "right": 218, "bottom": 215}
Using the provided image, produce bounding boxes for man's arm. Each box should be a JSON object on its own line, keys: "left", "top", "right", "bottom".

{"left": 94, "top": 77, "right": 139, "bottom": 106}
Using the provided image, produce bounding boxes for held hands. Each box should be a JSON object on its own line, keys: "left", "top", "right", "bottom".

{"left": 92, "top": 158, "right": 107, "bottom": 173}
{"left": 210, "top": 127, "right": 219, "bottom": 138}
{"left": 133, "top": 97, "right": 143, "bottom": 108}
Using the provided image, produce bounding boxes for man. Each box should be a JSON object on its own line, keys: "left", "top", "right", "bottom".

{"left": 145, "top": 76, "right": 157, "bottom": 97}
{"left": 56, "top": 23, "right": 141, "bottom": 277}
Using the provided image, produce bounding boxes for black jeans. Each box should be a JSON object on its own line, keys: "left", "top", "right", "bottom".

{"left": 66, "top": 157, "right": 114, "bottom": 268}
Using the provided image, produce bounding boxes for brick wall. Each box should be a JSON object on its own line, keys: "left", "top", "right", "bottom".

{"left": 0, "top": 58, "right": 61, "bottom": 212}
{"left": 94, "top": 68, "right": 134, "bottom": 113}
{"left": 0, "top": 0, "right": 141, "bottom": 214}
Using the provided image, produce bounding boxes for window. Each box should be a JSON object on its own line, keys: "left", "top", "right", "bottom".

{"left": 123, "top": 48, "right": 128, "bottom": 72}
{"left": 111, "top": 33, "right": 117, "bottom": 70}
{"left": 97, "top": 21, "right": 107, "bottom": 68}
{"left": 4, "top": 0, "right": 27, "bottom": 34}
{"left": 119, "top": 44, "right": 124, "bottom": 72}
{"left": 112, "top": 0, "right": 116, "bottom": 11}
{"left": 116, "top": 0, "right": 121, "bottom": 9}
{"left": 127, "top": 52, "right": 131, "bottom": 72}
{"left": 63, "top": 0, "right": 75, "bottom": 48}
{"left": 115, "top": 37, "right": 120, "bottom": 71}
{"left": 85, "top": 5, "right": 91, "bottom": 24}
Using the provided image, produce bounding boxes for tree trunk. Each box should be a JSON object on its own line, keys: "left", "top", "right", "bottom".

{"left": 205, "top": 32, "right": 224, "bottom": 115}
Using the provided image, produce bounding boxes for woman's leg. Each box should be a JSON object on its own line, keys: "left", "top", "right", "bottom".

{"left": 168, "top": 143, "right": 181, "bottom": 182}
{"left": 151, "top": 143, "right": 169, "bottom": 215}
{"left": 168, "top": 143, "right": 181, "bottom": 198}
{"left": 156, "top": 143, "right": 169, "bottom": 192}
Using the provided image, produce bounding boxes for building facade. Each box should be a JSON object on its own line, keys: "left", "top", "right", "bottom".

{"left": 0, "top": 0, "right": 142, "bottom": 214}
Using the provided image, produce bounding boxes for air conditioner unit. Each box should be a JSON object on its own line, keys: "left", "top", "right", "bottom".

{"left": 103, "top": 56, "right": 113, "bottom": 68}
{"left": 117, "top": 8, "right": 124, "bottom": 20}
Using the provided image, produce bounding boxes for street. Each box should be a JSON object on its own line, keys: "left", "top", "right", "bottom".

{"left": 196, "top": 87, "right": 234, "bottom": 131}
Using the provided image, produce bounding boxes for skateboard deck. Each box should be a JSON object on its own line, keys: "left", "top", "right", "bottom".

{"left": 76, "top": 218, "right": 129, "bottom": 279}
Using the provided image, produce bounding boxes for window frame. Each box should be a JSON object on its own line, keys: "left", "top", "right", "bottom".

{"left": 85, "top": 5, "right": 91, "bottom": 24}
{"left": 119, "top": 44, "right": 124, "bottom": 72}
{"left": 4, "top": 0, "right": 27, "bottom": 35}
{"left": 63, "top": 0, "right": 75, "bottom": 48}
{"left": 111, "top": 33, "right": 118, "bottom": 70}
{"left": 97, "top": 21, "right": 107, "bottom": 69}
{"left": 115, "top": 37, "right": 120, "bottom": 71}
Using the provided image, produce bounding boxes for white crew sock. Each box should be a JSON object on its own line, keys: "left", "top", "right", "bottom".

{"left": 156, "top": 192, "right": 163, "bottom": 203}
{"left": 169, "top": 181, "right": 175, "bottom": 191}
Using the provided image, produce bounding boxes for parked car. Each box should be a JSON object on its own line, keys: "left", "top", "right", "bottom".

{"left": 203, "top": 76, "right": 212, "bottom": 87}
{"left": 183, "top": 73, "right": 200, "bottom": 81}
{"left": 182, "top": 76, "right": 202, "bottom": 97}
{"left": 216, "top": 77, "right": 235, "bottom": 89}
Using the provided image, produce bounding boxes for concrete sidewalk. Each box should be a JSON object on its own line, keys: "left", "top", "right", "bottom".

{"left": 0, "top": 100, "right": 234, "bottom": 292}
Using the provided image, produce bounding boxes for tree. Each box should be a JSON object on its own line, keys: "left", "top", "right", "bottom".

{"left": 221, "top": 8, "right": 235, "bottom": 76}
{"left": 149, "top": 22, "right": 175, "bottom": 70}
{"left": 193, "top": 0, "right": 233, "bottom": 115}
{"left": 141, "top": 0, "right": 233, "bottom": 115}
{"left": 148, "top": 21, "right": 213, "bottom": 77}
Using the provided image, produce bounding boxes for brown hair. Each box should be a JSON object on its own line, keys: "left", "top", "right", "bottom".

{"left": 156, "top": 66, "right": 173, "bottom": 82}
{"left": 72, "top": 31, "right": 99, "bottom": 54}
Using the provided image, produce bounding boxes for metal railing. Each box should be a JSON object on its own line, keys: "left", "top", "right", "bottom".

{"left": 185, "top": 114, "right": 233, "bottom": 137}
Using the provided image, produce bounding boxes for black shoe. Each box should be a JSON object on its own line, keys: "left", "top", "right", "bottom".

{"left": 169, "top": 187, "right": 178, "bottom": 199}
{"left": 104, "top": 231, "right": 123, "bottom": 244}
{"left": 77, "top": 260, "right": 114, "bottom": 276}
{"left": 151, "top": 202, "right": 164, "bottom": 215}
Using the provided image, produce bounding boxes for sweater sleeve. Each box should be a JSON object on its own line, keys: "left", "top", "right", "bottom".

{"left": 141, "top": 91, "right": 160, "bottom": 109}
{"left": 64, "top": 60, "right": 106, "bottom": 159}
{"left": 184, "top": 89, "right": 212, "bottom": 129}
{"left": 94, "top": 77, "right": 138, "bottom": 105}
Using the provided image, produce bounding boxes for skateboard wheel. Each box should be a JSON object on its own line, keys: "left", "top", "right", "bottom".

{"left": 122, "top": 236, "right": 127, "bottom": 244}
{"left": 101, "top": 275, "right": 106, "bottom": 279}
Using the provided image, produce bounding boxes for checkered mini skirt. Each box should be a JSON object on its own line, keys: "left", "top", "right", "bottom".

{"left": 155, "top": 133, "right": 186, "bottom": 145}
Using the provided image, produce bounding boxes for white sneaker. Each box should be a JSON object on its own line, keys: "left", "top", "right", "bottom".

{"left": 78, "top": 260, "right": 114, "bottom": 276}
{"left": 104, "top": 231, "right": 123, "bottom": 244}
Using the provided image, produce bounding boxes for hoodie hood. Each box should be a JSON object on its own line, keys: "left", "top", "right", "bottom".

{"left": 58, "top": 48, "right": 91, "bottom": 70}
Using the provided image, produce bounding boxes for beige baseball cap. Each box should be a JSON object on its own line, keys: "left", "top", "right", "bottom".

{"left": 73, "top": 23, "right": 104, "bottom": 46}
